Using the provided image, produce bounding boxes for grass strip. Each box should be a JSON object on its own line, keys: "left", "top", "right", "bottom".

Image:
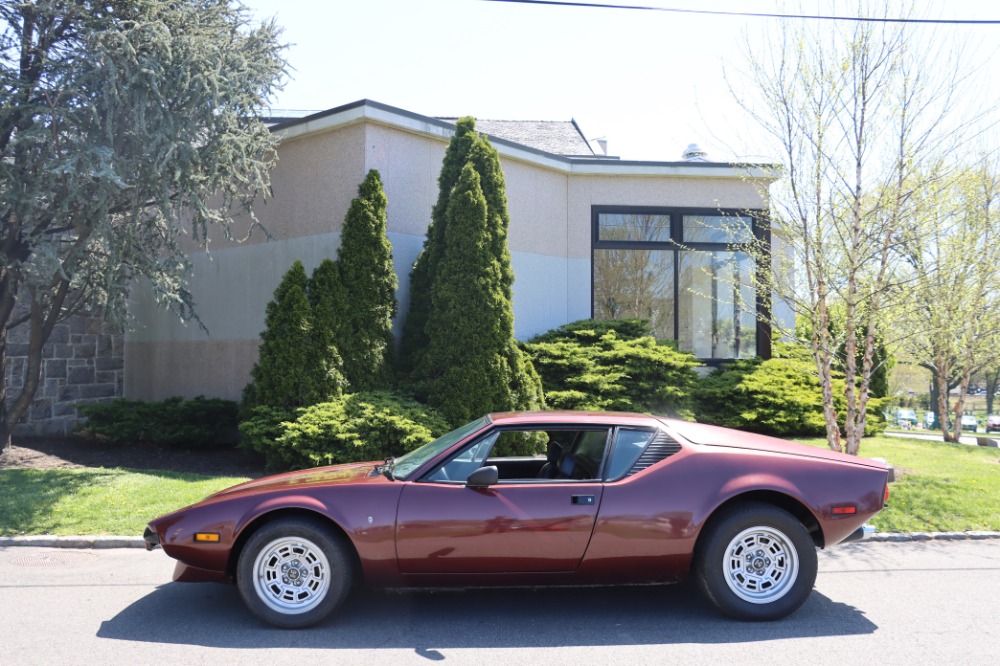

{"left": 0, "top": 468, "right": 247, "bottom": 537}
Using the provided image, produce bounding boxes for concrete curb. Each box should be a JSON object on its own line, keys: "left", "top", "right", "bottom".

{"left": 0, "top": 536, "right": 146, "bottom": 549}
{"left": 2, "top": 532, "right": 999, "bottom": 549}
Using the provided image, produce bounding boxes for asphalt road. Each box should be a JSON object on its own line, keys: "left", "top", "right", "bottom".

{"left": 1, "top": 540, "right": 998, "bottom": 665}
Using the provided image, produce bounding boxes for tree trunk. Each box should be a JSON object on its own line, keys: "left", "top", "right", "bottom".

{"left": 0, "top": 323, "right": 9, "bottom": 450}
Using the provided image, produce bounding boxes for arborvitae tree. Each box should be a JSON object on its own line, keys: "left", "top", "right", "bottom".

{"left": 401, "top": 117, "right": 479, "bottom": 372}
{"left": 307, "top": 258, "right": 348, "bottom": 401}
{"left": 418, "top": 161, "right": 544, "bottom": 425}
{"left": 336, "top": 169, "right": 398, "bottom": 390}
{"left": 465, "top": 136, "right": 544, "bottom": 414}
{"left": 243, "top": 261, "right": 315, "bottom": 411}
{"left": 420, "top": 164, "right": 507, "bottom": 424}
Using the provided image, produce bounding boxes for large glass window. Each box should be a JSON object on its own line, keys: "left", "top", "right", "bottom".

{"left": 593, "top": 247, "right": 675, "bottom": 339}
{"left": 592, "top": 207, "right": 766, "bottom": 361}
{"left": 678, "top": 251, "right": 756, "bottom": 358}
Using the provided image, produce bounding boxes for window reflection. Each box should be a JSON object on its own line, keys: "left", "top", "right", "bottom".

{"left": 593, "top": 248, "right": 675, "bottom": 340}
{"left": 678, "top": 251, "right": 756, "bottom": 359}
{"left": 683, "top": 215, "right": 753, "bottom": 244}
{"left": 598, "top": 213, "right": 671, "bottom": 242}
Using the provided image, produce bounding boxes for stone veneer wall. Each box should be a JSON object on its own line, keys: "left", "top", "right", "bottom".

{"left": 6, "top": 315, "right": 124, "bottom": 437}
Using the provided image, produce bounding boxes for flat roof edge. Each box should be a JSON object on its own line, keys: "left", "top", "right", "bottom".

{"left": 269, "top": 100, "right": 779, "bottom": 179}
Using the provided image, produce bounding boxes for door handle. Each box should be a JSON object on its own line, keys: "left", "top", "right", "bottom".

{"left": 572, "top": 495, "right": 595, "bottom": 505}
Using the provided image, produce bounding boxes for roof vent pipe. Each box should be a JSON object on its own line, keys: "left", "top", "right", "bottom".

{"left": 682, "top": 143, "right": 708, "bottom": 161}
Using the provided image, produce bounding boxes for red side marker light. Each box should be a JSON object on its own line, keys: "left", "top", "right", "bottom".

{"left": 831, "top": 505, "right": 857, "bottom": 516}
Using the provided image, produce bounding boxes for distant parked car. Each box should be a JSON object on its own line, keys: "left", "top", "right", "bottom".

{"left": 895, "top": 409, "right": 918, "bottom": 428}
{"left": 985, "top": 415, "right": 1000, "bottom": 434}
{"left": 960, "top": 414, "right": 978, "bottom": 432}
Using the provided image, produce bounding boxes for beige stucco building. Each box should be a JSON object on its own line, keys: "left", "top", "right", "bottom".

{"left": 124, "top": 100, "right": 781, "bottom": 403}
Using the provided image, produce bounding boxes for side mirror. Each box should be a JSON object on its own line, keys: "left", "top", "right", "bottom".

{"left": 466, "top": 465, "right": 498, "bottom": 488}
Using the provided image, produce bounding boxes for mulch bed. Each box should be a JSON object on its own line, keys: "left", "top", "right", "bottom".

{"left": 0, "top": 437, "right": 266, "bottom": 478}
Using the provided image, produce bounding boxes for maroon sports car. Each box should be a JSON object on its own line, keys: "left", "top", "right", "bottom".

{"left": 144, "top": 411, "right": 890, "bottom": 628}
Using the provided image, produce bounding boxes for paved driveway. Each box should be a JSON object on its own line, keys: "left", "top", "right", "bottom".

{"left": 1, "top": 539, "right": 998, "bottom": 665}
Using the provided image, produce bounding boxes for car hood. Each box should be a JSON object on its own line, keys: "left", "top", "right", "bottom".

{"left": 205, "top": 461, "right": 381, "bottom": 500}
{"left": 664, "top": 420, "right": 887, "bottom": 469}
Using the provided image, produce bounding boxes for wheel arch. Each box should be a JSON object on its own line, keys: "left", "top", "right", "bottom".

{"left": 696, "top": 490, "right": 825, "bottom": 553}
{"left": 226, "top": 507, "right": 362, "bottom": 582}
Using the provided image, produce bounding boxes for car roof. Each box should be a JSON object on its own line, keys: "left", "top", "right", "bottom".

{"left": 487, "top": 411, "right": 663, "bottom": 428}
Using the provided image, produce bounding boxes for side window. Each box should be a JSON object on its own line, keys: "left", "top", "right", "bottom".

{"left": 425, "top": 432, "right": 498, "bottom": 482}
{"left": 422, "top": 427, "right": 613, "bottom": 483}
{"left": 605, "top": 429, "right": 656, "bottom": 480}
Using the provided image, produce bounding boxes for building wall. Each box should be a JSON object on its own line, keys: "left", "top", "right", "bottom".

{"left": 125, "top": 116, "right": 770, "bottom": 402}
{"left": 6, "top": 315, "right": 124, "bottom": 437}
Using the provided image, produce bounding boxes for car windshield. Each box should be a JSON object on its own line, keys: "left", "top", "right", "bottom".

{"left": 390, "top": 417, "right": 490, "bottom": 480}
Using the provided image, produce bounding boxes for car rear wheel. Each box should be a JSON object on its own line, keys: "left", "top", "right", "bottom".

{"left": 695, "top": 503, "right": 817, "bottom": 621}
{"left": 237, "top": 517, "right": 353, "bottom": 628}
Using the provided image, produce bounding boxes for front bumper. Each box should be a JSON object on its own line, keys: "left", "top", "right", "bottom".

{"left": 143, "top": 526, "right": 160, "bottom": 550}
{"left": 841, "top": 523, "right": 876, "bottom": 544}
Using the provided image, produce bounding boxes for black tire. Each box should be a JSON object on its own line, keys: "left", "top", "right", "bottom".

{"left": 236, "top": 517, "right": 354, "bottom": 628}
{"left": 694, "top": 503, "right": 817, "bottom": 621}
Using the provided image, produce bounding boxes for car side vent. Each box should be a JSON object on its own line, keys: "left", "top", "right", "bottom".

{"left": 626, "top": 432, "right": 682, "bottom": 476}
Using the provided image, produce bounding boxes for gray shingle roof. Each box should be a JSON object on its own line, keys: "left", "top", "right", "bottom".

{"left": 439, "top": 118, "right": 596, "bottom": 157}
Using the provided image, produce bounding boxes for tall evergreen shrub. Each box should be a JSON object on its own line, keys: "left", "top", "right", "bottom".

{"left": 336, "top": 169, "right": 398, "bottom": 389}
{"left": 307, "top": 258, "right": 348, "bottom": 400}
{"left": 404, "top": 119, "right": 544, "bottom": 424}
{"left": 242, "top": 261, "right": 321, "bottom": 410}
{"left": 401, "top": 117, "right": 479, "bottom": 372}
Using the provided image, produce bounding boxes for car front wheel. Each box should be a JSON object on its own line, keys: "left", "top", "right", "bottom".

{"left": 237, "top": 517, "right": 353, "bottom": 628}
{"left": 695, "top": 503, "right": 817, "bottom": 621}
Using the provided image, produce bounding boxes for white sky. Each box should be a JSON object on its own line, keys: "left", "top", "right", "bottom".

{"left": 240, "top": 0, "right": 999, "bottom": 162}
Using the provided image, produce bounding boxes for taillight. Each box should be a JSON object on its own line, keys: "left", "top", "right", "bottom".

{"left": 884, "top": 484, "right": 891, "bottom": 504}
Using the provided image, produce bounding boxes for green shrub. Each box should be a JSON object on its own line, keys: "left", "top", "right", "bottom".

{"left": 239, "top": 392, "right": 450, "bottom": 471}
{"left": 76, "top": 396, "right": 239, "bottom": 448}
{"left": 693, "top": 343, "right": 887, "bottom": 437}
{"left": 523, "top": 320, "right": 699, "bottom": 418}
{"left": 527, "top": 318, "right": 654, "bottom": 344}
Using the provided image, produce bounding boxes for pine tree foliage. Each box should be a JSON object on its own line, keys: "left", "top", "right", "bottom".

{"left": 0, "top": 0, "right": 286, "bottom": 445}
{"left": 421, "top": 164, "right": 507, "bottom": 425}
{"left": 400, "top": 117, "right": 479, "bottom": 372}
{"left": 336, "top": 169, "right": 397, "bottom": 390}
{"left": 408, "top": 124, "right": 544, "bottom": 425}
{"left": 307, "top": 258, "right": 348, "bottom": 401}
{"left": 242, "top": 261, "right": 318, "bottom": 411}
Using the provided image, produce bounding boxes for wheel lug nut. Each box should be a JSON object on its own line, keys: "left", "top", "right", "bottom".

{"left": 282, "top": 576, "right": 289, "bottom": 584}
{"left": 281, "top": 564, "right": 289, "bottom": 571}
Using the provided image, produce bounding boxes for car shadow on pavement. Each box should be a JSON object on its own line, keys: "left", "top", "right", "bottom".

{"left": 97, "top": 580, "right": 876, "bottom": 649}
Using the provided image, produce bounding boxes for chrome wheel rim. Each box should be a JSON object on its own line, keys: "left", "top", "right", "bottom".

{"left": 723, "top": 526, "right": 799, "bottom": 604}
{"left": 252, "top": 537, "right": 331, "bottom": 615}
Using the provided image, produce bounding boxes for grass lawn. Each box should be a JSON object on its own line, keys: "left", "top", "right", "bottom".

{"left": 0, "top": 468, "right": 248, "bottom": 537}
{"left": 0, "top": 435, "right": 997, "bottom": 536}
{"left": 798, "top": 435, "right": 1000, "bottom": 533}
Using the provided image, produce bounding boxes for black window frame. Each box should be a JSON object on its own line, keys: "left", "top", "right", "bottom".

{"left": 591, "top": 205, "right": 771, "bottom": 364}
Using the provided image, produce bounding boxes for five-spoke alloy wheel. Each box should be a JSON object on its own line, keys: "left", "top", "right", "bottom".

{"left": 237, "top": 517, "right": 353, "bottom": 628}
{"left": 695, "top": 503, "right": 817, "bottom": 620}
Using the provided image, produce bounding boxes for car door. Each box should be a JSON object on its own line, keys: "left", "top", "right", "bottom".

{"left": 394, "top": 428, "right": 608, "bottom": 574}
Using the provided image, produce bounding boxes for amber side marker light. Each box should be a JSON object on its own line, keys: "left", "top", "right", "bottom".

{"left": 831, "top": 505, "right": 858, "bottom": 516}
{"left": 194, "top": 533, "right": 221, "bottom": 543}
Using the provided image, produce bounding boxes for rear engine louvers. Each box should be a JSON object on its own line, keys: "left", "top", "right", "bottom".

{"left": 626, "top": 432, "right": 682, "bottom": 476}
